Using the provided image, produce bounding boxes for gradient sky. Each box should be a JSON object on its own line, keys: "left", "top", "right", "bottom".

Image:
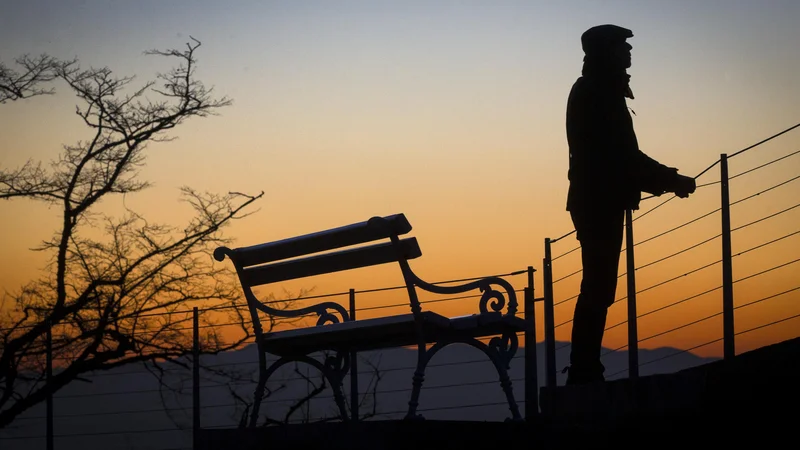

{"left": 1, "top": 0, "right": 799, "bottom": 357}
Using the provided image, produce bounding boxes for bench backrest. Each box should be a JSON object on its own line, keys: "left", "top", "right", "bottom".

{"left": 214, "top": 214, "right": 422, "bottom": 332}
{"left": 217, "top": 213, "right": 414, "bottom": 268}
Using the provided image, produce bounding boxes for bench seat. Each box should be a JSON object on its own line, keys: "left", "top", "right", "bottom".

{"left": 449, "top": 312, "right": 527, "bottom": 337}
{"left": 261, "top": 312, "right": 526, "bottom": 356}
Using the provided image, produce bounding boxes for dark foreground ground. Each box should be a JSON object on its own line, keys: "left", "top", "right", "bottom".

{"left": 198, "top": 336, "right": 800, "bottom": 449}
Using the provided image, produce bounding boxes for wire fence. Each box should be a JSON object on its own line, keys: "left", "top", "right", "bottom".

{"left": 0, "top": 268, "right": 534, "bottom": 449}
{"left": 1, "top": 123, "right": 799, "bottom": 449}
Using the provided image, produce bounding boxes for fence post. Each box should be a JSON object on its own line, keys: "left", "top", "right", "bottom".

{"left": 192, "top": 307, "right": 200, "bottom": 448}
{"left": 625, "top": 209, "right": 639, "bottom": 379}
{"left": 524, "top": 266, "right": 539, "bottom": 419}
{"left": 349, "top": 288, "right": 359, "bottom": 422}
{"left": 46, "top": 318, "right": 53, "bottom": 450}
{"left": 543, "top": 238, "right": 557, "bottom": 388}
{"left": 720, "top": 154, "right": 735, "bottom": 359}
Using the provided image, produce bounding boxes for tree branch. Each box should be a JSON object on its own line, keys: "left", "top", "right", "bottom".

{"left": 0, "top": 54, "right": 57, "bottom": 103}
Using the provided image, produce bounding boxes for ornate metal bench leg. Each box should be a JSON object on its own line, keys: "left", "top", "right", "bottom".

{"left": 405, "top": 342, "right": 448, "bottom": 420}
{"left": 330, "top": 381, "right": 349, "bottom": 422}
{"left": 488, "top": 332, "right": 522, "bottom": 422}
{"left": 405, "top": 368, "right": 426, "bottom": 420}
{"left": 405, "top": 336, "right": 522, "bottom": 421}
{"left": 495, "top": 364, "right": 522, "bottom": 421}
{"left": 250, "top": 356, "right": 300, "bottom": 427}
{"left": 323, "top": 351, "right": 351, "bottom": 422}
{"left": 248, "top": 352, "right": 269, "bottom": 428}
{"left": 249, "top": 352, "right": 352, "bottom": 426}
{"left": 405, "top": 348, "right": 428, "bottom": 420}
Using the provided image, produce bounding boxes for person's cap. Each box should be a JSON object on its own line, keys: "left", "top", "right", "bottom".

{"left": 581, "top": 24, "right": 633, "bottom": 54}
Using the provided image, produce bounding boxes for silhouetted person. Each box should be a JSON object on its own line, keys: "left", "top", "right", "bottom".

{"left": 564, "top": 24, "right": 696, "bottom": 384}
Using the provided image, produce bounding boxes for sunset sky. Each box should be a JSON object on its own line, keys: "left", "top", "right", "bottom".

{"left": 1, "top": 0, "right": 799, "bottom": 358}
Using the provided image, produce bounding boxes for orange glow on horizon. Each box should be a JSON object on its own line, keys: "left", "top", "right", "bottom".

{"left": 1, "top": 1, "right": 799, "bottom": 361}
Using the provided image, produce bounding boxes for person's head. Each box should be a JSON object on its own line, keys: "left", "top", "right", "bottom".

{"left": 581, "top": 24, "right": 633, "bottom": 69}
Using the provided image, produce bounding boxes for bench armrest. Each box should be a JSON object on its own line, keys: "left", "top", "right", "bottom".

{"left": 214, "top": 246, "right": 350, "bottom": 333}
{"left": 243, "top": 291, "right": 350, "bottom": 339}
{"left": 250, "top": 298, "right": 350, "bottom": 326}
{"left": 411, "top": 274, "right": 518, "bottom": 316}
{"left": 366, "top": 215, "right": 517, "bottom": 316}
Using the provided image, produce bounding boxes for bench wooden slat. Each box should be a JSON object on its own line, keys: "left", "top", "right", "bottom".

{"left": 242, "top": 237, "right": 421, "bottom": 287}
{"left": 260, "top": 312, "right": 451, "bottom": 355}
{"left": 259, "top": 312, "right": 527, "bottom": 356}
{"left": 230, "top": 214, "right": 412, "bottom": 268}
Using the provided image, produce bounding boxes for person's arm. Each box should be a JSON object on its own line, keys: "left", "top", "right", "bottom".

{"left": 631, "top": 149, "right": 677, "bottom": 196}
{"left": 632, "top": 149, "right": 696, "bottom": 198}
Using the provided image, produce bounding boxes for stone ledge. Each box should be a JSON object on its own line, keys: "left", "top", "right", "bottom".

{"left": 540, "top": 336, "right": 800, "bottom": 428}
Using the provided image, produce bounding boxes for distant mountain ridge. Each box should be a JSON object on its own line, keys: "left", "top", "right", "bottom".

{"left": 0, "top": 342, "right": 717, "bottom": 450}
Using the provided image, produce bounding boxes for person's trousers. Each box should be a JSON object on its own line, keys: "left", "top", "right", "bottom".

{"left": 569, "top": 208, "right": 625, "bottom": 375}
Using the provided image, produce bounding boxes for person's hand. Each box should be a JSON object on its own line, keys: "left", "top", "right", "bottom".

{"left": 674, "top": 174, "right": 696, "bottom": 198}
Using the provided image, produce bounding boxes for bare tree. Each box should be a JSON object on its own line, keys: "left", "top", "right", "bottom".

{"left": 0, "top": 38, "right": 263, "bottom": 428}
{"left": 0, "top": 54, "right": 58, "bottom": 103}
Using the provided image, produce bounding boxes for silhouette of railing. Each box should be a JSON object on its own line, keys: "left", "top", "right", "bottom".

{"left": 540, "top": 121, "right": 800, "bottom": 387}
{"left": 3, "top": 123, "right": 799, "bottom": 449}
{"left": 0, "top": 269, "right": 538, "bottom": 449}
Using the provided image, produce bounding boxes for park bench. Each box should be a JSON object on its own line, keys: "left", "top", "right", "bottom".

{"left": 214, "top": 214, "right": 528, "bottom": 427}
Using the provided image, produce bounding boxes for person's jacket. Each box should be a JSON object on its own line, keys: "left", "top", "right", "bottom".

{"left": 566, "top": 75, "right": 679, "bottom": 213}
